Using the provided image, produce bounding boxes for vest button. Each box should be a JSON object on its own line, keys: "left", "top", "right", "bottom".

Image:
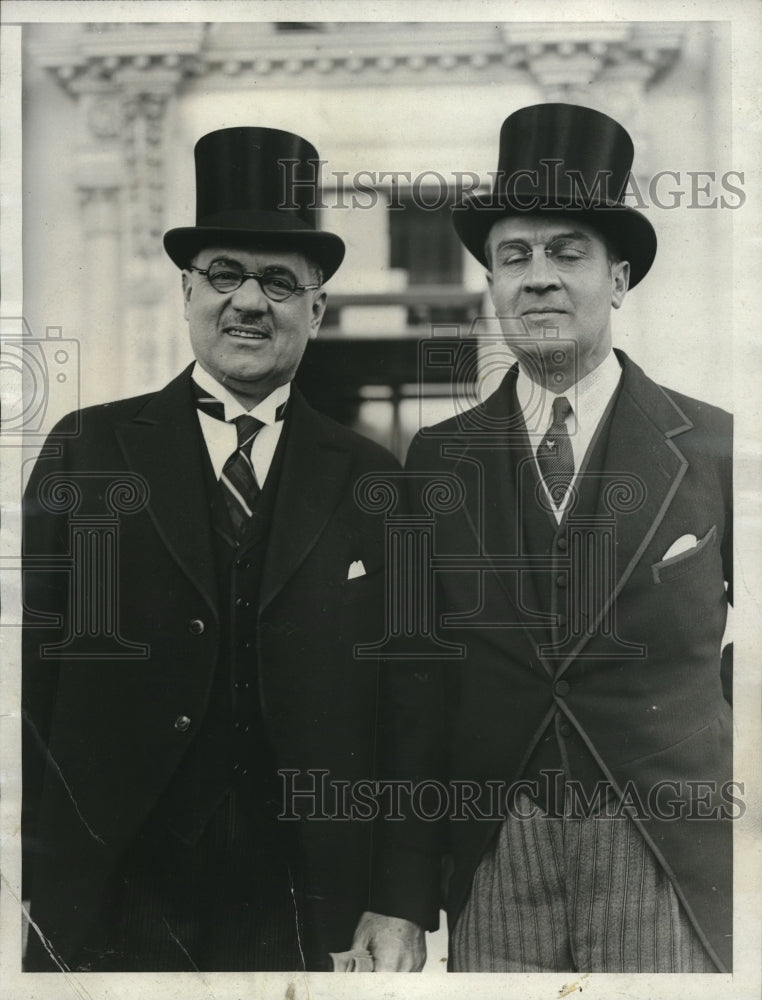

{"left": 556, "top": 536, "right": 568, "bottom": 551}
{"left": 554, "top": 680, "right": 570, "bottom": 697}
{"left": 555, "top": 574, "right": 567, "bottom": 588}
{"left": 174, "top": 715, "right": 191, "bottom": 732}
{"left": 188, "top": 618, "right": 205, "bottom": 635}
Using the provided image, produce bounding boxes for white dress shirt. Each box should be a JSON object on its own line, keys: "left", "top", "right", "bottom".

{"left": 192, "top": 362, "right": 289, "bottom": 488}
{"left": 516, "top": 351, "right": 622, "bottom": 522}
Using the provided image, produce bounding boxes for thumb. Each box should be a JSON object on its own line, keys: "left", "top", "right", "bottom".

{"left": 351, "top": 914, "right": 372, "bottom": 951}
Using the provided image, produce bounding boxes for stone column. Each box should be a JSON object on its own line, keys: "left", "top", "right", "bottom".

{"left": 29, "top": 24, "right": 206, "bottom": 401}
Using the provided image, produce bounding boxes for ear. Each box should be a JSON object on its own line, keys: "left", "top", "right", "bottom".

{"left": 611, "top": 260, "right": 630, "bottom": 309}
{"left": 182, "top": 271, "right": 192, "bottom": 320}
{"left": 486, "top": 270, "right": 496, "bottom": 308}
{"left": 308, "top": 290, "right": 328, "bottom": 339}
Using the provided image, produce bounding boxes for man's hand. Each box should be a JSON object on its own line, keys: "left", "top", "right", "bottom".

{"left": 351, "top": 910, "right": 427, "bottom": 971}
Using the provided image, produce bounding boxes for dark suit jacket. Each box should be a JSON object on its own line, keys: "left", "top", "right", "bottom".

{"left": 22, "top": 365, "right": 398, "bottom": 969}
{"left": 396, "top": 350, "right": 733, "bottom": 971}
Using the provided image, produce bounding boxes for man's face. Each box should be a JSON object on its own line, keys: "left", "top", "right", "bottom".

{"left": 485, "top": 216, "right": 629, "bottom": 386}
{"left": 182, "top": 244, "right": 327, "bottom": 406}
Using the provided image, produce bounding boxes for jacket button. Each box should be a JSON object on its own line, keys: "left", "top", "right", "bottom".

{"left": 189, "top": 618, "right": 205, "bottom": 635}
{"left": 554, "top": 680, "right": 570, "bottom": 697}
{"left": 559, "top": 723, "right": 572, "bottom": 737}
{"left": 174, "top": 715, "right": 191, "bottom": 732}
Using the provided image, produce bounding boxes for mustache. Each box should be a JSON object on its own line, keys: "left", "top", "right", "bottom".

{"left": 222, "top": 313, "right": 273, "bottom": 336}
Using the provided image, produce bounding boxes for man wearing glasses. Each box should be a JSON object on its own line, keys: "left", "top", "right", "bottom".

{"left": 22, "top": 127, "right": 409, "bottom": 972}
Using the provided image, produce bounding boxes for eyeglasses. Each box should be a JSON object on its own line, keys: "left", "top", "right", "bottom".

{"left": 188, "top": 259, "right": 321, "bottom": 302}
{"left": 495, "top": 239, "right": 592, "bottom": 272}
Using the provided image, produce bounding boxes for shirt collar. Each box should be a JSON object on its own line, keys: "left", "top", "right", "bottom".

{"left": 192, "top": 361, "right": 290, "bottom": 426}
{"left": 515, "top": 350, "right": 621, "bottom": 435}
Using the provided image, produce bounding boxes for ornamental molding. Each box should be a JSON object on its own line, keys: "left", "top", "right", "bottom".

{"left": 27, "top": 21, "right": 685, "bottom": 281}
{"left": 501, "top": 23, "right": 686, "bottom": 100}
{"left": 29, "top": 21, "right": 685, "bottom": 94}
{"left": 29, "top": 23, "right": 206, "bottom": 93}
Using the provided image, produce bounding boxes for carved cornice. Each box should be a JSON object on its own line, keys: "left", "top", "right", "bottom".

{"left": 29, "top": 21, "right": 685, "bottom": 94}
{"left": 501, "top": 23, "right": 686, "bottom": 98}
{"left": 29, "top": 23, "right": 206, "bottom": 94}
{"left": 27, "top": 21, "right": 686, "bottom": 263}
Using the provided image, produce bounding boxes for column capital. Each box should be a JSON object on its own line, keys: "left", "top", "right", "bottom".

{"left": 501, "top": 22, "right": 685, "bottom": 102}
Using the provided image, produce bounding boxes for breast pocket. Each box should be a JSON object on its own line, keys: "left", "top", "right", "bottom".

{"left": 651, "top": 525, "right": 717, "bottom": 584}
{"left": 341, "top": 565, "right": 384, "bottom": 606}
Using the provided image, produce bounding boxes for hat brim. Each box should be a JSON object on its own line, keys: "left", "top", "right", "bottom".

{"left": 452, "top": 197, "right": 657, "bottom": 288}
{"left": 163, "top": 227, "right": 345, "bottom": 282}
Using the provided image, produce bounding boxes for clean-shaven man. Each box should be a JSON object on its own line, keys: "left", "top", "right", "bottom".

{"left": 359, "top": 103, "right": 733, "bottom": 974}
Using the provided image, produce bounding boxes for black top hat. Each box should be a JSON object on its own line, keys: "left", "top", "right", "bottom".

{"left": 453, "top": 103, "right": 656, "bottom": 288}
{"left": 164, "top": 127, "right": 345, "bottom": 280}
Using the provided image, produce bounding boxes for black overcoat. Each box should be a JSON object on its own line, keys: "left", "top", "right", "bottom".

{"left": 22, "top": 366, "right": 397, "bottom": 970}
{"left": 392, "top": 350, "right": 733, "bottom": 971}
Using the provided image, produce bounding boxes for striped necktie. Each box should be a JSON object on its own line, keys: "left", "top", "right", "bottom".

{"left": 219, "top": 413, "right": 265, "bottom": 534}
{"left": 537, "top": 395, "right": 574, "bottom": 507}
{"left": 194, "top": 383, "right": 286, "bottom": 535}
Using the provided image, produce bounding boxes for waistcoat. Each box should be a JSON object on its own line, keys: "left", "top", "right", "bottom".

{"left": 144, "top": 416, "right": 292, "bottom": 847}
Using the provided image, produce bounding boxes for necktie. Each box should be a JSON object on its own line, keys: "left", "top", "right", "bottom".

{"left": 219, "top": 413, "right": 265, "bottom": 534}
{"left": 537, "top": 395, "right": 574, "bottom": 507}
{"left": 194, "top": 384, "right": 273, "bottom": 534}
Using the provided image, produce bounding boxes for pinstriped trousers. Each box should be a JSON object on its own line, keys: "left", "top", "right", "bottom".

{"left": 451, "top": 792, "right": 716, "bottom": 973}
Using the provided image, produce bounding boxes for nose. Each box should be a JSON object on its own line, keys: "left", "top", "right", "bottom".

{"left": 229, "top": 274, "right": 270, "bottom": 311}
{"left": 523, "top": 250, "right": 561, "bottom": 292}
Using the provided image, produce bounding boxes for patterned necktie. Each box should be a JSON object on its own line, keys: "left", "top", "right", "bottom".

{"left": 194, "top": 384, "right": 275, "bottom": 534}
{"left": 219, "top": 413, "right": 265, "bottom": 534}
{"left": 537, "top": 395, "right": 574, "bottom": 507}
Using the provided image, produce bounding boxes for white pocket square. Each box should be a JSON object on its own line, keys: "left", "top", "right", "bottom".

{"left": 662, "top": 534, "right": 698, "bottom": 561}
{"left": 347, "top": 560, "right": 366, "bottom": 580}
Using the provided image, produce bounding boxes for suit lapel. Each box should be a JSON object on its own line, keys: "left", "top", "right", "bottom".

{"left": 258, "top": 389, "right": 352, "bottom": 612}
{"left": 446, "top": 368, "right": 554, "bottom": 672}
{"left": 555, "top": 351, "right": 693, "bottom": 672}
{"left": 115, "top": 366, "right": 219, "bottom": 617}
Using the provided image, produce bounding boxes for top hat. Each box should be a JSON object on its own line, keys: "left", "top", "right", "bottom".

{"left": 164, "top": 127, "right": 345, "bottom": 280}
{"left": 452, "top": 103, "right": 656, "bottom": 288}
